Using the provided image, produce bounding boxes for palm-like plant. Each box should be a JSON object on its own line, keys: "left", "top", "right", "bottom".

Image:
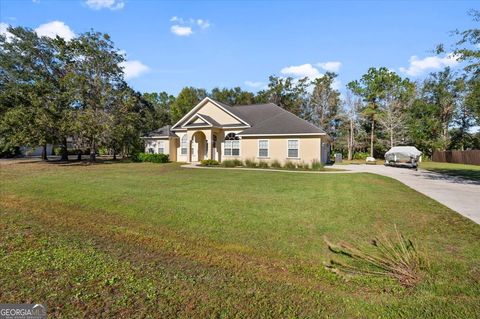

{"left": 324, "top": 225, "right": 428, "bottom": 287}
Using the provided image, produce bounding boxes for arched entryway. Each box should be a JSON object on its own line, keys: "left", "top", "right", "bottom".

{"left": 191, "top": 131, "right": 207, "bottom": 162}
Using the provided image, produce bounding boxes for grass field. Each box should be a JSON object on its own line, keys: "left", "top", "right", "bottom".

{"left": 1, "top": 161, "right": 479, "bottom": 318}
{"left": 420, "top": 161, "right": 480, "bottom": 181}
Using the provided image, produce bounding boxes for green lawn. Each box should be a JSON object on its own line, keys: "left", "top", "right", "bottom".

{"left": 1, "top": 161, "right": 479, "bottom": 318}
{"left": 420, "top": 161, "right": 480, "bottom": 181}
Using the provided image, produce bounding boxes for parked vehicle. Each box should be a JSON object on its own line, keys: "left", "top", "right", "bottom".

{"left": 384, "top": 146, "right": 422, "bottom": 169}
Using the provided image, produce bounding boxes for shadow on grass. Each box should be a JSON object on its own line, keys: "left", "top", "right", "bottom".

{"left": 50, "top": 158, "right": 134, "bottom": 166}
{"left": 9, "top": 157, "right": 134, "bottom": 166}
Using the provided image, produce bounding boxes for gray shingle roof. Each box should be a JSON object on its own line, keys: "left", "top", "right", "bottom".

{"left": 227, "top": 103, "right": 283, "bottom": 126}
{"left": 169, "top": 98, "right": 326, "bottom": 136}
{"left": 144, "top": 125, "right": 178, "bottom": 138}
{"left": 197, "top": 114, "right": 221, "bottom": 127}
{"left": 215, "top": 100, "right": 325, "bottom": 135}
{"left": 237, "top": 109, "right": 325, "bottom": 135}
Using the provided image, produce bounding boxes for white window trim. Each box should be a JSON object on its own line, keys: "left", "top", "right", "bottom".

{"left": 287, "top": 139, "right": 300, "bottom": 159}
{"left": 157, "top": 141, "right": 165, "bottom": 154}
{"left": 180, "top": 134, "right": 188, "bottom": 155}
{"left": 223, "top": 132, "right": 241, "bottom": 157}
{"left": 257, "top": 139, "right": 269, "bottom": 158}
{"left": 223, "top": 140, "right": 241, "bottom": 157}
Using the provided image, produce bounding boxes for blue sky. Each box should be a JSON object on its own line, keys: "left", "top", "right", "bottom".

{"left": 0, "top": 0, "right": 476, "bottom": 95}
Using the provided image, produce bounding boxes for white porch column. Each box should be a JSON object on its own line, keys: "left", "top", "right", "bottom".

{"left": 205, "top": 139, "right": 210, "bottom": 160}
{"left": 207, "top": 130, "right": 213, "bottom": 160}
{"left": 186, "top": 139, "right": 191, "bottom": 163}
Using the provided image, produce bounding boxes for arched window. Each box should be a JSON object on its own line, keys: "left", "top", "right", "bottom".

{"left": 224, "top": 133, "right": 240, "bottom": 156}
{"left": 181, "top": 135, "right": 188, "bottom": 155}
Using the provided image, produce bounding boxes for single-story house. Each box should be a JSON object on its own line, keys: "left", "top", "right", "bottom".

{"left": 142, "top": 97, "right": 330, "bottom": 165}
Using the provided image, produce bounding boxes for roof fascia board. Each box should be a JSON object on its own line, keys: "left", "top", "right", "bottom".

{"left": 181, "top": 113, "right": 213, "bottom": 128}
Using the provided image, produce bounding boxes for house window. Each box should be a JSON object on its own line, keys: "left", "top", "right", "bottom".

{"left": 148, "top": 148, "right": 154, "bottom": 154}
{"left": 287, "top": 140, "right": 299, "bottom": 158}
{"left": 258, "top": 140, "right": 269, "bottom": 157}
{"left": 181, "top": 135, "right": 187, "bottom": 155}
{"left": 224, "top": 133, "right": 240, "bottom": 156}
{"left": 157, "top": 141, "right": 165, "bottom": 154}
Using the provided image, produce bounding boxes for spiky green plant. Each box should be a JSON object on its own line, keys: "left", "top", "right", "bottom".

{"left": 284, "top": 161, "right": 296, "bottom": 169}
{"left": 221, "top": 160, "right": 236, "bottom": 167}
{"left": 232, "top": 159, "right": 243, "bottom": 166}
{"left": 311, "top": 160, "right": 324, "bottom": 170}
{"left": 270, "top": 160, "right": 282, "bottom": 168}
{"left": 296, "top": 161, "right": 308, "bottom": 169}
{"left": 258, "top": 161, "right": 269, "bottom": 168}
{"left": 245, "top": 158, "right": 257, "bottom": 168}
{"left": 324, "top": 225, "right": 427, "bottom": 287}
{"left": 200, "top": 159, "right": 219, "bottom": 166}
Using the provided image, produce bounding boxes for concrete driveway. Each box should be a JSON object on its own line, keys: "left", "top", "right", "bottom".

{"left": 335, "top": 164, "right": 480, "bottom": 225}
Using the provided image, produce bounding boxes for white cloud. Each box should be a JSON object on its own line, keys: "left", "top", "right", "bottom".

{"left": 170, "top": 25, "right": 193, "bottom": 37}
{"left": 85, "top": 0, "right": 124, "bottom": 10}
{"left": 196, "top": 19, "right": 210, "bottom": 29}
{"left": 169, "top": 16, "right": 210, "bottom": 36}
{"left": 317, "top": 61, "right": 342, "bottom": 72}
{"left": 281, "top": 63, "right": 322, "bottom": 79}
{"left": 34, "top": 21, "right": 75, "bottom": 41}
{"left": 275, "top": 63, "right": 344, "bottom": 92}
{"left": 120, "top": 60, "right": 150, "bottom": 79}
{"left": 399, "top": 53, "right": 459, "bottom": 76}
{"left": 244, "top": 81, "right": 266, "bottom": 89}
{"left": 0, "top": 22, "right": 14, "bottom": 41}
{"left": 0, "top": 22, "right": 8, "bottom": 34}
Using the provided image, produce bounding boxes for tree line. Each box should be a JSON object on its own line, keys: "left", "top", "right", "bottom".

{"left": 1, "top": 11, "right": 478, "bottom": 161}
{"left": 0, "top": 26, "right": 150, "bottom": 160}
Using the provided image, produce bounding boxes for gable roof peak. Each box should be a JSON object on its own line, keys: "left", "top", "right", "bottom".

{"left": 171, "top": 97, "right": 250, "bottom": 130}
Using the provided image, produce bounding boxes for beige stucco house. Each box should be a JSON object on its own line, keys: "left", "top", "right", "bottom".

{"left": 143, "top": 97, "right": 330, "bottom": 165}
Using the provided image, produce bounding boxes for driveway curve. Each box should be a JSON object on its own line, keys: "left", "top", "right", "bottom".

{"left": 336, "top": 164, "right": 480, "bottom": 225}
